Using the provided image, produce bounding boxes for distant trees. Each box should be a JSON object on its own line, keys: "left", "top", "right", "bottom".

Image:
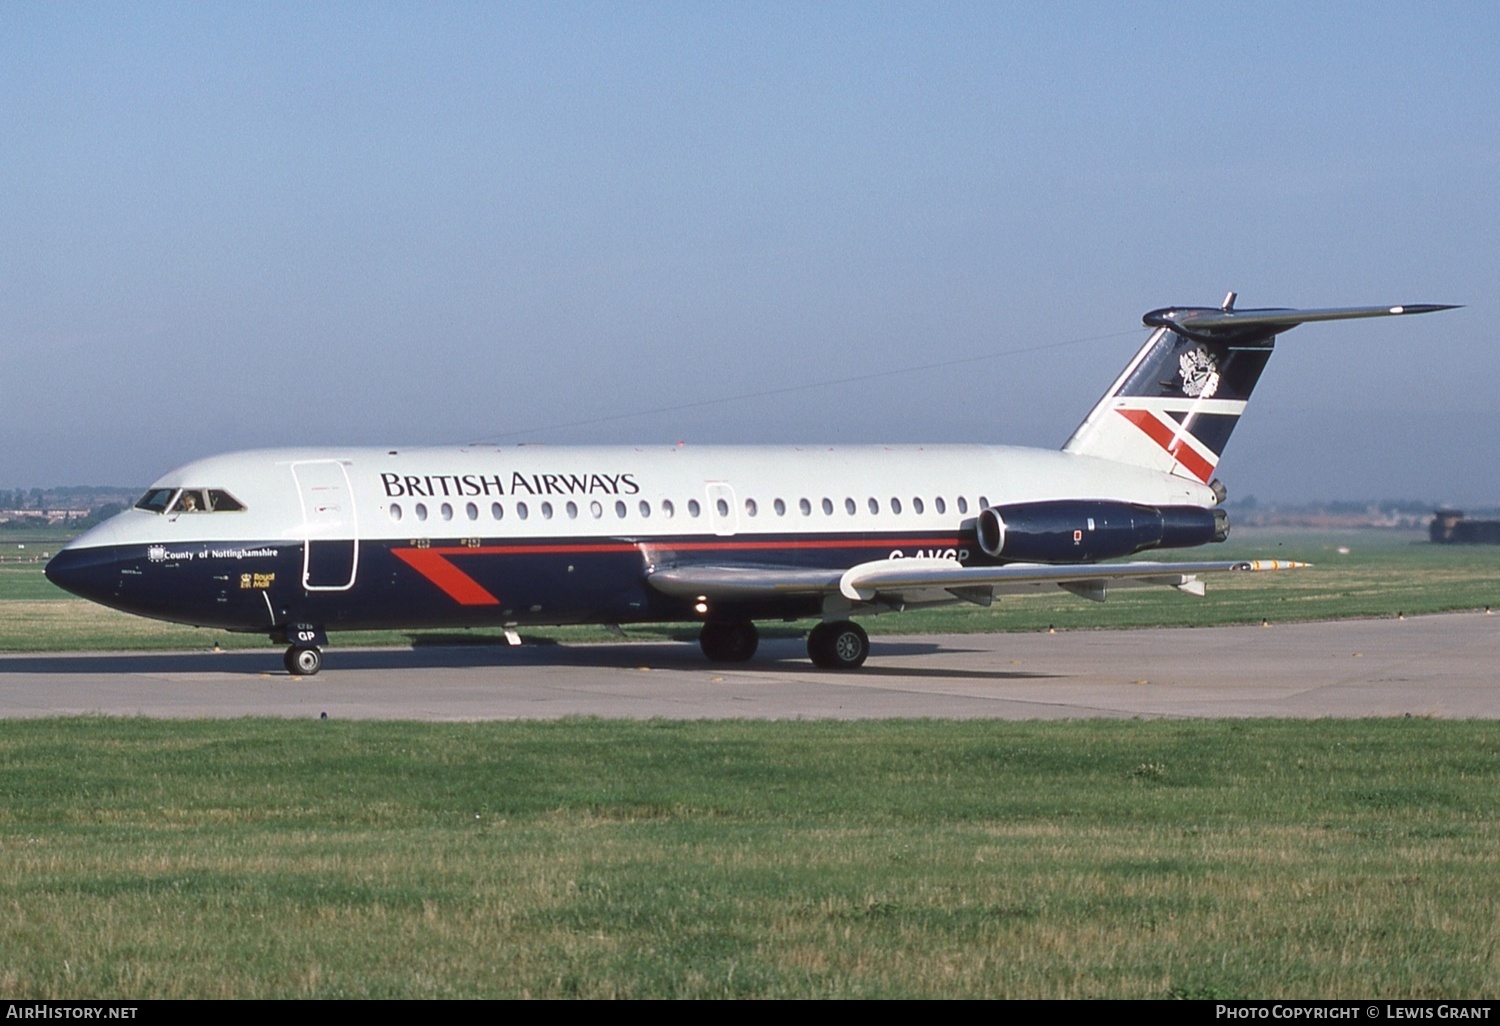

{"left": 0, "top": 487, "right": 140, "bottom": 515}
{"left": 76, "top": 502, "right": 125, "bottom": 527}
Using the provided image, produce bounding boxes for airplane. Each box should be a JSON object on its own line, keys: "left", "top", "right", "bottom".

{"left": 45, "top": 296, "right": 1456, "bottom": 676}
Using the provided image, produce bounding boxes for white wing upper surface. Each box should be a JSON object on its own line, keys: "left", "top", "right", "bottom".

{"left": 646, "top": 557, "right": 1307, "bottom": 607}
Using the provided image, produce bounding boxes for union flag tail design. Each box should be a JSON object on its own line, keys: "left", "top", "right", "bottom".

{"left": 1062, "top": 296, "right": 1458, "bottom": 484}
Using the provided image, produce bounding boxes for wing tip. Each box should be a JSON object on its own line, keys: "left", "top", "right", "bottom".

{"left": 1236, "top": 559, "right": 1311, "bottom": 571}
{"left": 1390, "top": 303, "right": 1463, "bottom": 315}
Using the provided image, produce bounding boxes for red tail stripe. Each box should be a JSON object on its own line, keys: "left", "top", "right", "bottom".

{"left": 1117, "top": 408, "right": 1215, "bottom": 483}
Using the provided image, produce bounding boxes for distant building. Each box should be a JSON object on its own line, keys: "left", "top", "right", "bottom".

{"left": 1430, "top": 509, "right": 1500, "bottom": 544}
{"left": 0, "top": 509, "right": 90, "bottom": 525}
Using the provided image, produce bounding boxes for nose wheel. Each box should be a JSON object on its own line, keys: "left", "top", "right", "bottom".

{"left": 283, "top": 645, "right": 323, "bottom": 676}
{"left": 273, "top": 623, "right": 328, "bottom": 676}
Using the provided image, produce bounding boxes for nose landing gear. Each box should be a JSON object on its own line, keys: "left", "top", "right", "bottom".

{"left": 272, "top": 623, "right": 328, "bottom": 676}
{"left": 284, "top": 645, "right": 323, "bottom": 676}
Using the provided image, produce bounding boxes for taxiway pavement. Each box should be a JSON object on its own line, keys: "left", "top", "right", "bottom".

{"left": 0, "top": 612, "right": 1496, "bottom": 720}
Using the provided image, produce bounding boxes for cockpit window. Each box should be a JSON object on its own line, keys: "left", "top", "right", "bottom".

{"left": 135, "top": 488, "right": 177, "bottom": 513}
{"left": 172, "top": 490, "right": 208, "bottom": 513}
{"left": 134, "top": 487, "right": 247, "bottom": 514}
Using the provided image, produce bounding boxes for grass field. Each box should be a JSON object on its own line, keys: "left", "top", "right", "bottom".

{"left": 1, "top": 718, "right": 1497, "bottom": 998}
{"left": 5, "top": 527, "right": 1498, "bottom": 652}
{"left": 5, "top": 531, "right": 1499, "bottom": 998}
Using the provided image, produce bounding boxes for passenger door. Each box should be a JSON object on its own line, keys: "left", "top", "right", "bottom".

{"left": 291, "top": 460, "right": 359, "bottom": 591}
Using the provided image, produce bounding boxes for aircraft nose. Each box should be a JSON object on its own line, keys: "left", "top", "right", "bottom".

{"left": 44, "top": 545, "right": 121, "bottom": 604}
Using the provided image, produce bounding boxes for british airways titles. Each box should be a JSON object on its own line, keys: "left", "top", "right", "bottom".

{"left": 380, "top": 471, "right": 641, "bottom": 500}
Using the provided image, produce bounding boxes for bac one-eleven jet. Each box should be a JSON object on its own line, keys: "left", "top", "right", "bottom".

{"left": 46, "top": 296, "right": 1455, "bottom": 675}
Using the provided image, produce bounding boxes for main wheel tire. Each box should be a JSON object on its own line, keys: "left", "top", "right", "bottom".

{"left": 284, "top": 645, "right": 323, "bottom": 676}
{"left": 808, "top": 620, "right": 869, "bottom": 669}
{"left": 699, "top": 621, "right": 759, "bottom": 662}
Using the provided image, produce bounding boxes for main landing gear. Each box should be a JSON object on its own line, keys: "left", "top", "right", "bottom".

{"left": 697, "top": 619, "right": 871, "bottom": 669}
{"left": 807, "top": 620, "right": 870, "bottom": 670}
{"left": 699, "top": 620, "right": 759, "bottom": 662}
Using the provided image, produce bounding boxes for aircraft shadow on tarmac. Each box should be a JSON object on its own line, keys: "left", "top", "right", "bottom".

{"left": 0, "top": 638, "right": 1060, "bottom": 682}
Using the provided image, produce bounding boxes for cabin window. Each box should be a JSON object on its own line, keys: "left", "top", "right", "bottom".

{"left": 935, "top": 497, "right": 946, "bottom": 514}
{"left": 979, "top": 495, "right": 989, "bottom": 509}
{"left": 516, "top": 502, "right": 529, "bottom": 520}
{"left": 415, "top": 503, "right": 429, "bottom": 522}
{"left": 844, "top": 498, "right": 856, "bottom": 515}
{"left": 491, "top": 502, "right": 504, "bottom": 520}
{"left": 590, "top": 501, "right": 603, "bottom": 519}
{"left": 774, "top": 498, "right": 786, "bottom": 516}
{"left": 913, "top": 497, "right": 924, "bottom": 514}
{"left": 440, "top": 502, "right": 454, "bottom": 521}
{"left": 868, "top": 497, "right": 880, "bottom": 515}
{"left": 891, "top": 497, "right": 902, "bottom": 514}
{"left": 957, "top": 497, "right": 969, "bottom": 514}
{"left": 565, "top": 501, "right": 578, "bottom": 519}
{"left": 688, "top": 499, "right": 701, "bottom": 518}
{"left": 822, "top": 498, "right": 833, "bottom": 515}
{"left": 662, "top": 499, "right": 675, "bottom": 518}
{"left": 541, "top": 502, "right": 554, "bottom": 519}
{"left": 639, "top": 500, "right": 651, "bottom": 518}
{"left": 716, "top": 498, "right": 729, "bottom": 517}
{"left": 744, "top": 498, "right": 757, "bottom": 517}
{"left": 799, "top": 498, "right": 811, "bottom": 516}
{"left": 616, "top": 500, "right": 627, "bottom": 518}
{"left": 389, "top": 504, "right": 403, "bottom": 522}
{"left": 466, "top": 502, "right": 478, "bottom": 521}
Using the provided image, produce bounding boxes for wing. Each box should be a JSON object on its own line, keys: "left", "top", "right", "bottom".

{"left": 646, "top": 557, "right": 1307, "bottom": 609}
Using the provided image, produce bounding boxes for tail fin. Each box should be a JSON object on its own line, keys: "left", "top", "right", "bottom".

{"left": 1062, "top": 297, "right": 1458, "bottom": 484}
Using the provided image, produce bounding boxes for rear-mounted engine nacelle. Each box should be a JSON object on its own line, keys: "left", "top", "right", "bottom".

{"left": 976, "top": 500, "right": 1227, "bottom": 563}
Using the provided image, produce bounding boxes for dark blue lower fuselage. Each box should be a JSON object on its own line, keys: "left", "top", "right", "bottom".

{"left": 45, "top": 530, "right": 977, "bottom": 634}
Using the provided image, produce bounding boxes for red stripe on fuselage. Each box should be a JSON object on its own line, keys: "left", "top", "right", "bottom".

{"left": 421, "top": 536, "right": 968, "bottom": 557}
{"left": 1116, "top": 408, "right": 1215, "bottom": 483}
{"left": 391, "top": 548, "right": 501, "bottom": 605}
{"left": 389, "top": 535, "right": 970, "bottom": 606}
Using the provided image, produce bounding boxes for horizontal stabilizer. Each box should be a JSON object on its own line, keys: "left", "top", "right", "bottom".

{"left": 1145, "top": 303, "right": 1459, "bottom": 337}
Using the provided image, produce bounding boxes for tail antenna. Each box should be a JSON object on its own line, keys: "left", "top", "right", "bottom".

{"left": 1221, "top": 291, "right": 1237, "bottom": 312}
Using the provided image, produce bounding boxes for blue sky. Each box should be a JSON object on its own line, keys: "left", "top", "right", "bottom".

{"left": 3, "top": 2, "right": 1495, "bottom": 503}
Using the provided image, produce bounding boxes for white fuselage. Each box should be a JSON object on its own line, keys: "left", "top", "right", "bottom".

{"left": 71, "top": 441, "right": 1216, "bottom": 550}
